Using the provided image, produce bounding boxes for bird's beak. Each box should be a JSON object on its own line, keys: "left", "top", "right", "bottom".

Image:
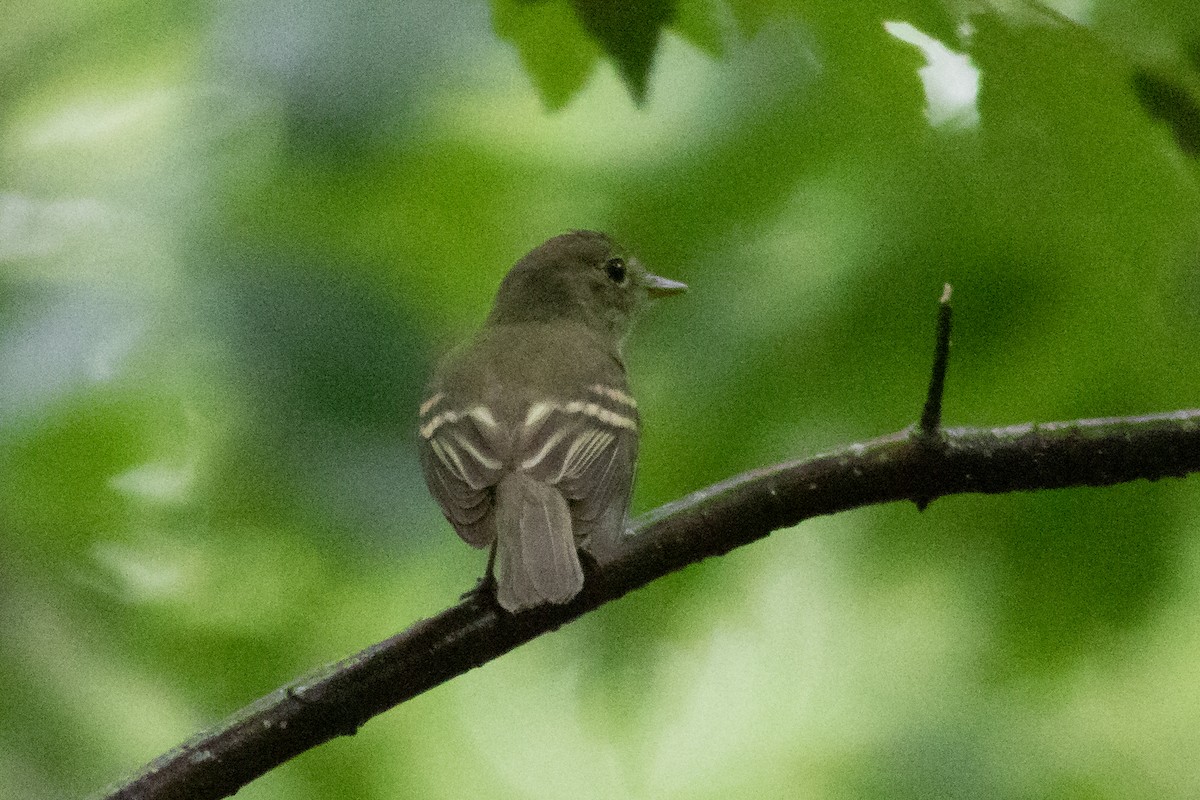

{"left": 643, "top": 273, "right": 688, "bottom": 298}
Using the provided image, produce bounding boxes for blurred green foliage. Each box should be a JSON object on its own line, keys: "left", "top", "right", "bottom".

{"left": 3, "top": 1, "right": 1200, "bottom": 798}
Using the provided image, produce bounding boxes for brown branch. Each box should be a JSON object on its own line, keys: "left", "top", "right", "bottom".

{"left": 91, "top": 410, "right": 1200, "bottom": 800}
{"left": 93, "top": 289, "right": 1200, "bottom": 800}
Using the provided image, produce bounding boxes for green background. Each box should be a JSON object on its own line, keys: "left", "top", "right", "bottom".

{"left": 4, "top": 1, "right": 1200, "bottom": 798}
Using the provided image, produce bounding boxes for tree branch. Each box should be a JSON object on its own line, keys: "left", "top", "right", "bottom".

{"left": 94, "top": 290, "right": 1200, "bottom": 800}
{"left": 92, "top": 409, "right": 1200, "bottom": 800}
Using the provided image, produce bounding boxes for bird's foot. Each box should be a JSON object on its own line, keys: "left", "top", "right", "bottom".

{"left": 460, "top": 571, "right": 497, "bottom": 604}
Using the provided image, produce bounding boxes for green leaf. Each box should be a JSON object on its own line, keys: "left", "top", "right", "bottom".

{"left": 492, "top": 0, "right": 601, "bottom": 109}
{"left": 673, "top": 0, "right": 728, "bottom": 58}
{"left": 1132, "top": 66, "right": 1200, "bottom": 156}
{"left": 569, "top": 0, "right": 675, "bottom": 102}
{"left": 492, "top": 0, "right": 676, "bottom": 106}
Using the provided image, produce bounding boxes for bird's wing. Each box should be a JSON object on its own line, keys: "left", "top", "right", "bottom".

{"left": 563, "top": 424, "right": 637, "bottom": 561}
{"left": 517, "top": 385, "right": 639, "bottom": 560}
{"left": 418, "top": 401, "right": 506, "bottom": 548}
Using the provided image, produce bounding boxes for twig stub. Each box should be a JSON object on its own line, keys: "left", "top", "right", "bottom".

{"left": 914, "top": 283, "right": 954, "bottom": 509}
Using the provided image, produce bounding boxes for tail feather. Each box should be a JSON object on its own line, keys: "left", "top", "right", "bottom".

{"left": 495, "top": 474, "right": 583, "bottom": 612}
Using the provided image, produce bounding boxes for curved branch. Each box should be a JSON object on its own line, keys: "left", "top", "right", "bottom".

{"left": 96, "top": 408, "right": 1200, "bottom": 800}
{"left": 93, "top": 271, "right": 1194, "bottom": 800}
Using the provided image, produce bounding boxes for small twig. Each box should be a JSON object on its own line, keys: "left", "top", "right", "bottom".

{"left": 914, "top": 283, "right": 954, "bottom": 510}
{"left": 919, "top": 283, "right": 954, "bottom": 438}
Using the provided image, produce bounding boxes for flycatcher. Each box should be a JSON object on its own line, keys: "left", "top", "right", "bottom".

{"left": 418, "top": 230, "right": 686, "bottom": 612}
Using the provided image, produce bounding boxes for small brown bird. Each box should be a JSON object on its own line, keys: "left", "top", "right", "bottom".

{"left": 418, "top": 231, "right": 686, "bottom": 612}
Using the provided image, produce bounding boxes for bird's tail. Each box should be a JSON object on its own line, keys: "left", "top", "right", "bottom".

{"left": 494, "top": 473, "right": 584, "bottom": 612}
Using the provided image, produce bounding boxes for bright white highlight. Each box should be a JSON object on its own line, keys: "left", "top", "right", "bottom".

{"left": 884, "top": 21, "right": 980, "bottom": 129}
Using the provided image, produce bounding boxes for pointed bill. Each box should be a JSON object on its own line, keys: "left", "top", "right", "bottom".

{"left": 643, "top": 272, "right": 688, "bottom": 298}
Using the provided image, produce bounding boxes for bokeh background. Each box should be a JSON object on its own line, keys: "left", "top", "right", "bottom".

{"left": 4, "top": 1, "right": 1200, "bottom": 798}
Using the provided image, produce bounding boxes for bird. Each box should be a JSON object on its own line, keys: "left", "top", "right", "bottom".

{"left": 417, "top": 230, "right": 687, "bottom": 612}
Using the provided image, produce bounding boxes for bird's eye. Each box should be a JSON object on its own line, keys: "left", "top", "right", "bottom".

{"left": 605, "top": 257, "right": 627, "bottom": 284}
